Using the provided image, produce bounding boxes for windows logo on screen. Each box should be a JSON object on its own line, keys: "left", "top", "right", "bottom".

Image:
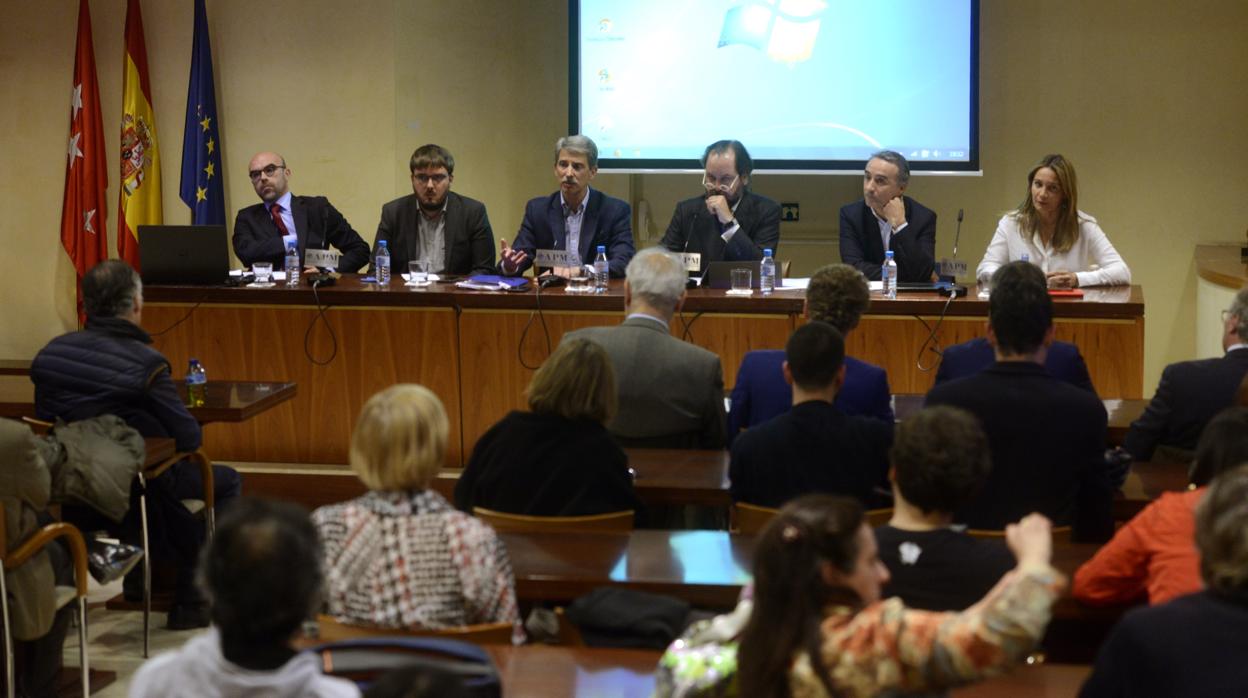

{"left": 717, "top": 0, "right": 827, "bottom": 64}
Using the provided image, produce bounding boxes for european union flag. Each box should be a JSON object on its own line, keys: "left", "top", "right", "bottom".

{"left": 179, "top": 0, "right": 224, "bottom": 224}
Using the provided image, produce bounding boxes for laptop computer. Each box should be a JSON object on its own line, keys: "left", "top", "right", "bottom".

{"left": 138, "top": 225, "right": 230, "bottom": 285}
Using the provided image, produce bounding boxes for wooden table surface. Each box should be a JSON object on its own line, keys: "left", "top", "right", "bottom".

{"left": 0, "top": 359, "right": 30, "bottom": 376}
{"left": 480, "top": 642, "right": 1091, "bottom": 697}
{"left": 0, "top": 375, "right": 296, "bottom": 424}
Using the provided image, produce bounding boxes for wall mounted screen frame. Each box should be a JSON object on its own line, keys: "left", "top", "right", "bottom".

{"left": 569, "top": 0, "right": 980, "bottom": 174}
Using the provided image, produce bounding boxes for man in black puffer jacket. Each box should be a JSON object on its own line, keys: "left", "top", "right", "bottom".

{"left": 32, "top": 259, "right": 241, "bottom": 630}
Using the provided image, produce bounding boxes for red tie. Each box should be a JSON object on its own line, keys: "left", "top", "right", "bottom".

{"left": 270, "top": 203, "right": 290, "bottom": 236}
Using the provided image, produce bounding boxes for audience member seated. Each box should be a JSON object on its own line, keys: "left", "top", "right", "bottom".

{"left": 728, "top": 263, "right": 892, "bottom": 445}
{"left": 1079, "top": 463, "right": 1248, "bottom": 697}
{"left": 654, "top": 495, "right": 1064, "bottom": 697}
{"left": 454, "top": 337, "right": 641, "bottom": 516}
{"left": 876, "top": 406, "right": 1015, "bottom": 611}
{"left": 926, "top": 261, "right": 1113, "bottom": 542}
{"left": 313, "top": 385, "right": 521, "bottom": 639}
{"left": 566, "top": 247, "right": 726, "bottom": 448}
{"left": 1124, "top": 287, "right": 1248, "bottom": 462}
{"left": 1074, "top": 407, "right": 1248, "bottom": 606}
{"left": 31, "top": 259, "right": 241, "bottom": 629}
{"left": 729, "top": 322, "right": 892, "bottom": 509}
{"left": 129, "top": 498, "right": 359, "bottom": 697}
{"left": 934, "top": 336, "right": 1095, "bottom": 393}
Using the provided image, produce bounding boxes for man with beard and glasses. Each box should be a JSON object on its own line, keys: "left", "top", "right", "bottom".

{"left": 499, "top": 135, "right": 634, "bottom": 279}
{"left": 659, "top": 139, "right": 781, "bottom": 274}
{"left": 371, "top": 144, "right": 496, "bottom": 277}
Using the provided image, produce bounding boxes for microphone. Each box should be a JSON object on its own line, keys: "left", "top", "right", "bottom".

{"left": 938, "top": 208, "right": 968, "bottom": 297}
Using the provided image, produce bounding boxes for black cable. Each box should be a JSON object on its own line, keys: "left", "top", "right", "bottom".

{"left": 517, "top": 277, "right": 552, "bottom": 370}
{"left": 148, "top": 298, "right": 205, "bottom": 337}
{"left": 914, "top": 292, "right": 958, "bottom": 372}
{"left": 303, "top": 280, "right": 339, "bottom": 366}
{"left": 678, "top": 309, "right": 705, "bottom": 342}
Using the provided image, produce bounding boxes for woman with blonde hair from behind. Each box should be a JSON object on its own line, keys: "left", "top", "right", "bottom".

{"left": 312, "top": 384, "right": 521, "bottom": 639}
{"left": 455, "top": 337, "right": 641, "bottom": 516}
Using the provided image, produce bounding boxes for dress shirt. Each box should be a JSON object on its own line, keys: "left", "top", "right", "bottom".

{"left": 977, "top": 211, "right": 1131, "bottom": 287}
{"left": 561, "top": 187, "right": 588, "bottom": 255}
{"left": 417, "top": 199, "right": 448, "bottom": 273}
{"left": 875, "top": 210, "right": 908, "bottom": 252}
{"left": 271, "top": 191, "right": 297, "bottom": 250}
{"left": 624, "top": 312, "right": 669, "bottom": 329}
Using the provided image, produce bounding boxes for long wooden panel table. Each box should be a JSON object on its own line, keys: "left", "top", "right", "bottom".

{"left": 481, "top": 645, "right": 1090, "bottom": 698}
{"left": 0, "top": 376, "right": 296, "bottom": 423}
{"left": 141, "top": 277, "right": 1144, "bottom": 464}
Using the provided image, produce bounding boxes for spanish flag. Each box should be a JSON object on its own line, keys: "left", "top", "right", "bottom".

{"left": 117, "top": 0, "right": 162, "bottom": 269}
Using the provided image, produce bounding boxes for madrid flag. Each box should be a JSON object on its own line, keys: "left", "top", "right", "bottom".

{"left": 61, "top": 0, "right": 108, "bottom": 321}
{"left": 117, "top": 0, "right": 162, "bottom": 269}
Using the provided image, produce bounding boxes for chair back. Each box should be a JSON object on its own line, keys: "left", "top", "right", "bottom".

{"left": 471, "top": 507, "right": 634, "bottom": 534}
{"left": 733, "top": 503, "right": 894, "bottom": 535}
{"left": 19, "top": 416, "right": 52, "bottom": 436}
{"left": 314, "top": 614, "right": 514, "bottom": 644}
{"left": 730, "top": 502, "right": 778, "bottom": 534}
{"left": 311, "top": 634, "right": 502, "bottom": 696}
{"left": 967, "top": 526, "right": 1073, "bottom": 544}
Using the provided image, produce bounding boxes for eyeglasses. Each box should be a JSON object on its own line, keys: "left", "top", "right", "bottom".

{"left": 248, "top": 163, "right": 285, "bottom": 181}
{"left": 414, "top": 173, "right": 449, "bottom": 185}
{"left": 702, "top": 173, "right": 739, "bottom": 192}
{"left": 1223, "top": 309, "right": 1236, "bottom": 324}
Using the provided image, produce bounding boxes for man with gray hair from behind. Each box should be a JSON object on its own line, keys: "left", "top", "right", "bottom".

{"left": 564, "top": 247, "right": 726, "bottom": 449}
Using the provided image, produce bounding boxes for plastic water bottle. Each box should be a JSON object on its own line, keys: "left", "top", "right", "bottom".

{"left": 594, "top": 245, "right": 609, "bottom": 293}
{"left": 285, "top": 245, "right": 300, "bottom": 287}
{"left": 185, "top": 359, "right": 207, "bottom": 408}
{"left": 759, "top": 248, "right": 776, "bottom": 295}
{"left": 882, "top": 250, "right": 897, "bottom": 299}
{"left": 375, "top": 240, "right": 391, "bottom": 286}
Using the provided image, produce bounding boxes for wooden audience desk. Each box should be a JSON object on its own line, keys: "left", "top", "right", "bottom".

{"left": 481, "top": 644, "right": 1090, "bottom": 698}
{"left": 0, "top": 375, "right": 294, "bottom": 424}
{"left": 141, "top": 277, "right": 1144, "bottom": 465}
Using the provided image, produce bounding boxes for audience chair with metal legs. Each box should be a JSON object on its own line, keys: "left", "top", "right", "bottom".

{"left": 23, "top": 417, "right": 218, "bottom": 657}
{"left": 0, "top": 503, "right": 90, "bottom": 698}
{"left": 138, "top": 449, "right": 215, "bottom": 657}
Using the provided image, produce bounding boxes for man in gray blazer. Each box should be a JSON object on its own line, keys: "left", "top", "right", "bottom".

{"left": 373, "top": 144, "right": 496, "bottom": 276}
{"left": 565, "top": 247, "right": 726, "bottom": 448}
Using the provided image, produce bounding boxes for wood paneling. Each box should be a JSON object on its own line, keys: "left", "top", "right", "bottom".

{"left": 144, "top": 304, "right": 461, "bottom": 464}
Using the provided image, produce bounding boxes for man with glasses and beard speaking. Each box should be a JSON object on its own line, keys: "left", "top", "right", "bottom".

{"left": 660, "top": 140, "right": 781, "bottom": 274}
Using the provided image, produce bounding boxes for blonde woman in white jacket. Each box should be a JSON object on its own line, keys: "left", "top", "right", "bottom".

{"left": 977, "top": 154, "right": 1131, "bottom": 289}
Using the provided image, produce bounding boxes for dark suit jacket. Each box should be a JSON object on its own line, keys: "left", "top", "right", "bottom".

{"left": 232, "top": 194, "right": 370, "bottom": 273}
{"left": 839, "top": 197, "right": 936, "bottom": 282}
{"left": 925, "top": 361, "right": 1113, "bottom": 541}
{"left": 727, "top": 350, "right": 893, "bottom": 445}
{"left": 935, "top": 338, "right": 1096, "bottom": 394}
{"left": 373, "top": 191, "right": 496, "bottom": 276}
{"left": 659, "top": 190, "right": 781, "bottom": 272}
{"left": 565, "top": 316, "right": 726, "bottom": 449}
{"left": 729, "top": 400, "right": 892, "bottom": 508}
{"left": 505, "top": 189, "right": 634, "bottom": 277}
{"left": 1124, "top": 347, "right": 1248, "bottom": 461}
{"left": 454, "top": 411, "right": 641, "bottom": 516}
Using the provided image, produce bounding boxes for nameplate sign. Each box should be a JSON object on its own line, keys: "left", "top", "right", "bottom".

{"left": 680, "top": 253, "right": 702, "bottom": 272}
{"left": 939, "top": 258, "right": 968, "bottom": 279}
{"left": 305, "top": 248, "right": 341, "bottom": 269}
{"left": 535, "top": 249, "right": 582, "bottom": 268}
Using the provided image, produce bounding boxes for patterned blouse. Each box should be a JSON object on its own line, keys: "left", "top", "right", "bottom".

{"left": 656, "top": 564, "right": 1063, "bottom": 697}
{"left": 312, "top": 489, "right": 522, "bottom": 641}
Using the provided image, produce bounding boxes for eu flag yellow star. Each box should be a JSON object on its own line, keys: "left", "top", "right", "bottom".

{"left": 196, "top": 186, "right": 207, "bottom": 202}
{"left": 200, "top": 115, "right": 212, "bottom": 132}
{"left": 204, "top": 161, "right": 215, "bottom": 179}
{"left": 206, "top": 137, "right": 215, "bottom": 154}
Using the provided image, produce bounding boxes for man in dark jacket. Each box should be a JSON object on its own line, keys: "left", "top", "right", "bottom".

{"left": 32, "top": 260, "right": 241, "bottom": 629}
